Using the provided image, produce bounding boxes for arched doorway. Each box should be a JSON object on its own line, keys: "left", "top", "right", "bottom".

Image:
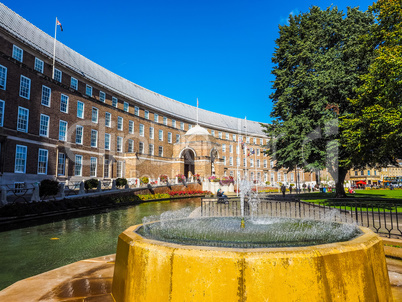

{"left": 181, "top": 149, "right": 195, "bottom": 178}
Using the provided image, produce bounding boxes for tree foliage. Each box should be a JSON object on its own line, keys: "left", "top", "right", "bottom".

{"left": 342, "top": 0, "right": 402, "bottom": 168}
{"left": 264, "top": 6, "right": 374, "bottom": 196}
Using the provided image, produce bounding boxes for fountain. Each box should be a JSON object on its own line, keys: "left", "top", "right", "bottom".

{"left": 111, "top": 180, "right": 392, "bottom": 301}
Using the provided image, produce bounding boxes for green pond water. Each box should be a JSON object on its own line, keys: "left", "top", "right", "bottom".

{"left": 0, "top": 198, "right": 199, "bottom": 290}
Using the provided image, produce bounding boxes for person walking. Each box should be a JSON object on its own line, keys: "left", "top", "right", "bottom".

{"left": 289, "top": 185, "right": 293, "bottom": 194}
{"left": 281, "top": 184, "right": 286, "bottom": 198}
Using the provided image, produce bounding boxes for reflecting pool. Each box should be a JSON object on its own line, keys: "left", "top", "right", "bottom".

{"left": 0, "top": 198, "right": 199, "bottom": 290}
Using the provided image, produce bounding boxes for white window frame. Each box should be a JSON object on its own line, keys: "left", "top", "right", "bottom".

{"left": 129, "top": 120, "right": 134, "bottom": 134}
{"left": 37, "top": 148, "right": 48, "bottom": 175}
{"left": 90, "top": 157, "right": 97, "bottom": 177}
{"left": 158, "top": 146, "right": 163, "bottom": 157}
{"left": 34, "top": 58, "right": 44, "bottom": 73}
{"left": 54, "top": 68, "right": 62, "bottom": 82}
{"left": 219, "top": 132, "right": 222, "bottom": 139}
{"left": 91, "top": 129, "right": 98, "bottom": 148}
{"left": 112, "top": 97, "right": 118, "bottom": 108}
{"left": 39, "top": 114, "right": 50, "bottom": 137}
{"left": 117, "top": 116, "right": 123, "bottom": 131}
{"left": 180, "top": 122, "right": 184, "bottom": 130}
{"left": 168, "top": 132, "right": 172, "bottom": 143}
{"left": 223, "top": 156, "right": 226, "bottom": 165}
{"left": 17, "top": 107, "right": 29, "bottom": 133}
{"left": 12, "top": 45, "right": 23, "bottom": 62}
{"left": 74, "top": 155, "right": 83, "bottom": 176}
{"left": 105, "top": 133, "right": 111, "bottom": 150}
{"left": 124, "top": 102, "right": 129, "bottom": 112}
{"left": 60, "top": 94, "right": 69, "bottom": 113}
{"left": 19, "top": 75, "right": 31, "bottom": 99}
{"left": 226, "top": 133, "right": 229, "bottom": 140}
{"left": 70, "top": 77, "right": 78, "bottom": 90}
{"left": 149, "top": 127, "right": 154, "bottom": 139}
{"left": 117, "top": 161, "right": 123, "bottom": 178}
{"left": 41, "top": 85, "right": 51, "bottom": 107}
{"left": 86, "top": 84, "right": 93, "bottom": 97}
{"left": 149, "top": 144, "right": 154, "bottom": 156}
{"left": 104, "top": 158, "right": 110, "bottom": 178}
{"left": 139, "top": 142, "right": 144, "bottom": 154}
{"left": 229, "top": 157, "right": 233, "bottom": 166}
{"left": 99, "top": 91, "right": 106, "bottom": 103}
{"left": 0, "top": 65, "right": 6, "bottom": 90}
{"left": 144, "top": 110, "right": 149, "bottom": 119}
{"left": 76, "top": 125, "right": 83, "bottom": 145}
{"left": 117, "top": 136, "right": 123, "bottom": 152}
{"left": 105, "top": 112, "right": 111, "bottom": 127}
{"left": 134, "top": 106, "right": 139, "bottom": 116}
{"left": 59, "top": 120, "right": 68, "bottom": 141}
{"left": 77, "top": 101, "right": 84, "bottom": 119}
{"left": 128, "top": 139, "right": 134, "bottom": 153}
{"left": 172, "top": 119, "right": 176, "bottom": 128}
{"left": 139, "top": 124, "right": 144, "bottom": 137}
{"left": 159, "top": 129, "right": 163, "bottom": 141}
{"left": 15, "top": 145, "right": 27, "bottom": 173}
{"left": 163, "top": 117, "right": 167, "bottom": 125}
{"left": 222, "top": 144, "right": 226, "bottom": 152}
{"left": 176, "top": 134, "right": 180, "bottom": 143}
{"left": 0, "top": 100, "right": 4, "bottom": 127}
{"left": 211, "top": 130, "right": 215, "bottom": 136}
{"left": 154, "top": 113, "right": 159, "bottom": 123}
{"left": 58, "top": 153, "right": 65, "bottom": 176}
{"left": 92, "top": 107, "right": 98, "bottom": 123}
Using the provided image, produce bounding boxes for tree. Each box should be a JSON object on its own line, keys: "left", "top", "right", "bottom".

{"left": 342, "top": 0, "right": 402, "bottom": 169}
{"left": 264, "top": 6, "right": 375, "bottom": 197}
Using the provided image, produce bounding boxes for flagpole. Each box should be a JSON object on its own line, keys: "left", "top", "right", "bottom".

{"left": 52, "top": 17, "right": 58, "bottom": 80}
{"left": 255, "top": 149, "right": 257, "bottom": 191}
{"left": 245, "top": 116, "right": 248, "bottom": 181}
{"left": 236, "top": 119, "right": 240, "bottom": 197}
{"left": 196, "top": 98, "right": 199, "bottom": 125}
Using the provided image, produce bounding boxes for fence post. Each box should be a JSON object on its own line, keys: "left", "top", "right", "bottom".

{"left": 31, "top": 183, "right": 40, "bottom": 202}
{"left": 112, "top": 179, "right": 117, "bottom": 190}
{"left": 0, "top": 186, "right": 7, "bottom": 206}
{"left": 97, "top": 180, "right": 102, "bottom": 192}
{"left": 58, "top": 183, "right": 65, "bottom": 199}
{"left": 78, "top": 181, "right": 85, "bottom": 195}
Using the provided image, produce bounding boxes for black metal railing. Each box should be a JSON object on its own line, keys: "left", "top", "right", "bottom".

{"left": 201, "top": 197, "right": 402, "bottom": 239}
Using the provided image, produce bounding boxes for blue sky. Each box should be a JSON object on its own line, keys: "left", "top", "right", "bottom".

{"left": 3, "top": 0, "right": 375, "bottom": 123}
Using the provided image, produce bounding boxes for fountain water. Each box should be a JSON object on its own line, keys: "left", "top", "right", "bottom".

{"left": 112, "top": 180, "right": 392, "bottom": 301}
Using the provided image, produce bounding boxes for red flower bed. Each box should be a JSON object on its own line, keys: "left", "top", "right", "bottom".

{"left": 168, "top": 190, "right": 212, "bottom": 197}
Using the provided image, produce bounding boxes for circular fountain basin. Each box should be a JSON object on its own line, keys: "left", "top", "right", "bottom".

{"left": 112, "top": 217, "right": 392, "bottom": 302}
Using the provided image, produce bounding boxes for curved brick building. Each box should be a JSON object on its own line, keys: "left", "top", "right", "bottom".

{"left": 0, "top": 3, "right": 316, "bottom": 187}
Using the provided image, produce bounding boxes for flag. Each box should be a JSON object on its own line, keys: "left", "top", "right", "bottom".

{"left": 56, "top": 19, "right": 63, "bottom": 31}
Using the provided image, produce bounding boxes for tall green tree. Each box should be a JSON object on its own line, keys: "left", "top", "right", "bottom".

{"left": 342, "top": 0, "right": 402, "bottom": 168}
{"left": 264, "top": 6, "right": 374, "bottom": 197}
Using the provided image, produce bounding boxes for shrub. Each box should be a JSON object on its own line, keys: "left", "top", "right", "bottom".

{"left": 208, "top": 176, "right": 220, "bottom": 182}
{"left": 140, "top": 176, "right": 149, "bottom": 184}
{"left": 84, "top": 178, "right": 99, "bottom": 191}
{"left": 176, "top": 174, "right": 186, "bottom": 182}
{"left": 39, "top": 179, "right": 59, "bottom": 198}
{"left": 160, "top": 175, "right": 168, "bottom": 183}
{"left": 116, "top": 178, "right": 128, "bottom": 187}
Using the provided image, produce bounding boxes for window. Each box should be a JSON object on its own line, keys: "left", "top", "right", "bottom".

{"left": 149, "top": 127, "right": 154, "bottom": 139}
{"left": 104, "top": 159, "right": 109, "bottom": 178}
{"left": 37, "top": 149, "right": 48, "bottom": 174}
{"left": 92, "top": 107, "right": 98, "bottom": 123}
{"left": 260, "top": 138, "right": 264, "bottom": 145}
{"left": 117, "top": 136, "right": 123, "bottom": 152}
{"left": 211, "top": 130, "right": 215, "bottom": 136}
{"left": 70, "top": 77, "right": 78, "bottom": 90}
{"left": 218, "top": 132, "right": 222, "bottom": 139}
{"left": 176, "top": 134, "right": 180, "bottom": 143}
{"left": 237, "top": 157, "right": 240, "bottom": 167}
{"left": 361, "top": 170, "right": 364, "bottom": 176}
{"left": 159, "top": 130, "right": 163, "bottom": 141}
{"left": 277, "top": 173, "right": 281, "bottom": 182}
{"left": 15, "top": 145, "right": 27, "bottom": 173}
{"left": 117, "top": 116, "right": 123, "bottom": 130}
{"left": 180, "top": 122, "right": 184, "bottom": 130}
{"left": 271, "top": 172, "right": 275, "bottom": 182}
{"left": 168, "top": 132, "right": 172, "bottom": 143}
{"left": 86, "top": 85, "right": 92, "bottom": 97}
{"left": 104, "top": 133, "right": 111, "bottom": 150}
{"left": 368, "top": 170, "right": 371, "bottom": 176}
{"left": 17, "top": 107, "right": 29, "bottom": 132}
{"left": 39, "top": 114, "right": 49, "bottom": 137}
{"left": 264, "top": 160, "right": 267, "bottom": 168}
{"left": 129, "top": 120, "right": 134, "bottom": 134}
{"left": 226, "top": 133, "right": 229, "bottom": 140}
{"left": 59, "top": 120, "right": 67, "bottom": 141}
{"left": 223, "top": 156, "right": 226, "bottom": 165}
{"left": 77, "top": 101, "right": 84, "bottom": 119}
{"left": 250, "top": 158, "right": 254, "bottom": 167}
{"left": 90, "top": 157, "right": 97, "bottom": 177}
{"left": 12, "top": 45, "right": 23, "bottom": 62}
{"left": 41, "top": 86, "right": 51, "bottom": 107}
{"left": 74, "top": 155, "right": 82, "bottom": 176}
{"left": 34, "top": 58, "right": 44, "bottom": 73}
{"left": 233, "top": 134, "right": 236, "bottom": 141}
{"left": 222, "top": 144, "right": 226, "bottom": 152}
{"left": 124, "top": 102, "right": 129, "bottom": 112}
{"left": 58, "top": 153, "right": 65, "bottom": 176}
{"left": 112, "top": 97, "right": 118, "bottom": 108}
{"left": 253, "top": 138, "right": 257, "bottom": 144}
{"left": 0, "top": 65, "right": 6, "bottom": 90}
{"left": 105, "top": 112, "right": 111, "bottom": 127}
{"left": 374, "top": 170, "right": 377, "bottom": 176}
{"left": 154, "top": 113, "right": 159, "bottom": 123}
{"left": 257, "top": 149, "right": 260, "bottom": 156}
{"left": 75, "top": 125, "right": 83, "bottom": 144}
{"left": 188, "top": 124, "right": 192, "bottom": 130}
{"left": 60, "top": 94, "right": 69, "bottom": 113}
{"left": 91, "top": 129, "right": 98, "bottom": 147}
{"left": 144, "top": 110, "right": 149, "bottom": 119}
{"left": 243, "top": 158, "right": 247, "bottom": 167}
{"left": 139, "top": 142, "right": 144, "bottom": 154}
{"left": 54, "top": 68, "right": 62, "bottom": 82}
{"left": 139, "top": 124, "right": 144, "bottom": 136}
{"left": 128, "top": 139, "right": 134, "bottom": 152}
{"left": 172, "top": 119, "right": 176, "bottom": 128}
{"left": 270, "top": 160, "right": 274, "bottom": 168}
{"left": 134, "top": 106, "right": 139, "bottom": 116}
{"left": 0, "top": 100, "right": 4, "bottom": 127}
{"left": 229, "top": 157, "right": 233, "bottom": 166}
{"left": 98, "top": 91, "right": 106, "bottom": 103}
{"left": 117, "top": 161, "right": 123, "bottom": 178}
{"left": 19, "top": 75, "right": 31, "bottom": 99}
{"left": 158, "top": 146, "right": 163, "bottom": 157}
{"left": 354, "top": 171, "right": 358, "bottom": 176}
{"left": 149, "top": 144, "right": 154, "bottom": 156}
{"left": 290, "top": 173, "right": 294, "bottom": 182}
{"left": 229, "top": 145, "right": 233, "bottom": 153}
{"left": 163, "top": 117, "right": 167, "bottom": 125}
{"left": 246, "top": 137, "right": 250, "bottom": 144}
{"left": 257, "top": 159, "right": 260, "bottom": 168}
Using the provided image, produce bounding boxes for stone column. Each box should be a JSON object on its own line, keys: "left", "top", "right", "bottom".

{"left": 78, "top": 181, "right": 85, "bottom": 195}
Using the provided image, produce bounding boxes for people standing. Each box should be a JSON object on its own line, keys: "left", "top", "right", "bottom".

{"left": 281, "top": 184, "right": 286, "bottom": 198}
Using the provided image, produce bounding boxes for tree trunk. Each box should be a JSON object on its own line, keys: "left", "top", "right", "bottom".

{"left": 334, "top": 167, "right": 348, "bottom": 198}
